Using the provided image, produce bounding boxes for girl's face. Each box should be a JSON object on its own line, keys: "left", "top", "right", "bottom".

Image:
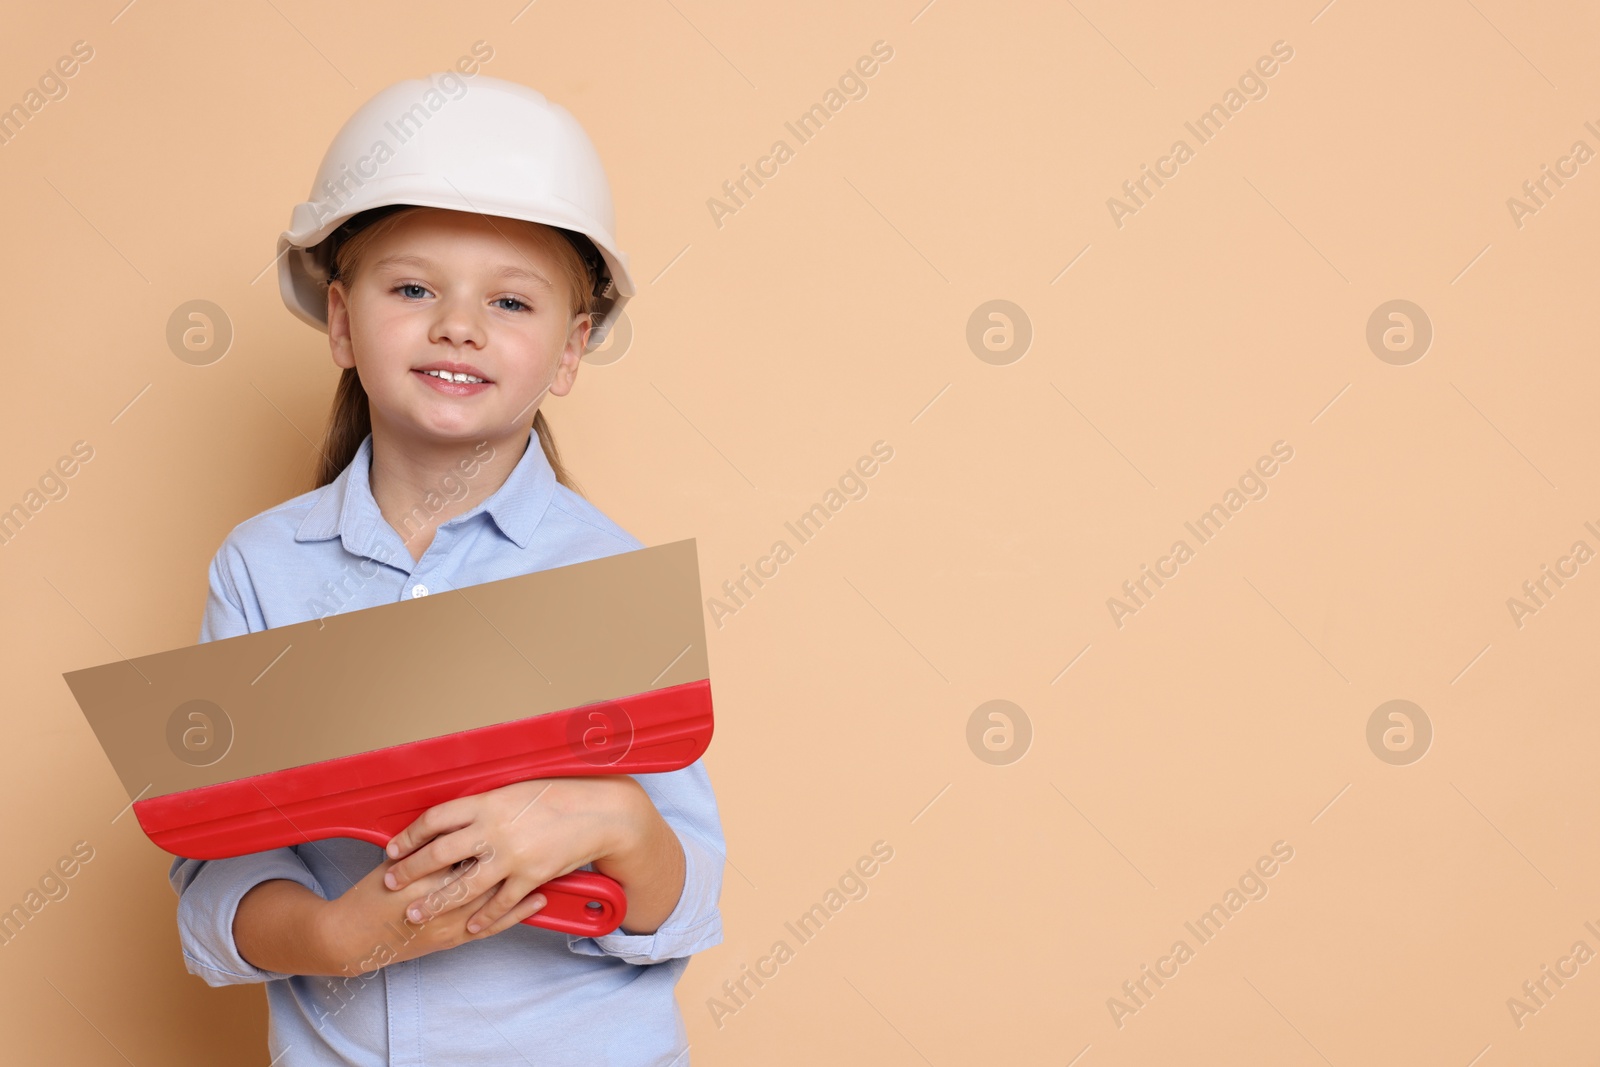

{"left": 326, "top": 207, "right": 590, "bottom": 449}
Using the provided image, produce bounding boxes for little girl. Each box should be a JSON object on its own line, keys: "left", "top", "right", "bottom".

{"left": 169, "top": 73, "right": 725, "bottom": 1065}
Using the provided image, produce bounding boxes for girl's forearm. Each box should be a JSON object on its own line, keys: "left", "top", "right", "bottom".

{"left": 593, "top": 796, "right": 686, "bottom": 935}
{"left": 234, "top": 879, "right": 336, "bottom": 976}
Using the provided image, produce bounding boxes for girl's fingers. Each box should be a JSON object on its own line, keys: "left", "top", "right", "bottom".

{"left": 405, "top": 857, "right": 500, "bottom": 923}
{"left": 429, "top": 884, "right": 501, "bottom": 938}
{"left": 465, "top": 876, "right": 537, "bottom": 935}
{"left": 385, "top": 797, "right": 480, "bottom": 861}
{"left": 387, "top": 828, "right": 493, "bottom": 891}
{"left": 476, "top": 889, "right": 549, "bottom": 938}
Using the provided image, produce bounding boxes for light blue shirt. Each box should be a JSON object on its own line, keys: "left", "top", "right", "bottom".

{"left": 170, "top": 428, "right": 725, "bottom": 1066}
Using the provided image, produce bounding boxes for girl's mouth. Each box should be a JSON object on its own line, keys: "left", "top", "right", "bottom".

{"left": 413, "top": 369, "right": 492, "bottom": 396}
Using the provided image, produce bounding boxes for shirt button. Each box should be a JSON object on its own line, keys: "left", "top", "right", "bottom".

{"left": 410, "top": 583, "right": 429, "bottom": 598}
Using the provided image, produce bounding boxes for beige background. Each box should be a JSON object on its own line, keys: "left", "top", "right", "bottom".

{"left": 2, "top": 0, "right": 1597, "bottom": 1062}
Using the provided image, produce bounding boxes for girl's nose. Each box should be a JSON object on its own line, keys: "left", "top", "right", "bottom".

{"left": 427, "top": 292, "right": 487, "bottom": 349}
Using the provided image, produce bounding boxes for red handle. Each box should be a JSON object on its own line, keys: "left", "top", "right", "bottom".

{"left": 362, "top": 810, "right": 628, "bottom": 937}
{"left": 138, "top": 683, "right": 712, "bottom": 938}
{"left": 517, "top": 870, "right": 627, "bottom": 935}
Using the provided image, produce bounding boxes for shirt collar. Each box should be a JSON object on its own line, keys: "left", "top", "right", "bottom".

{"left": 295, "top": 428, "right": 555, "bottom": 555}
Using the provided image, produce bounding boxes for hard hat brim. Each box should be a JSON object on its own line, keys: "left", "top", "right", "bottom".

{"left": 277, "top": 183, "right": 635, "bottom": 348}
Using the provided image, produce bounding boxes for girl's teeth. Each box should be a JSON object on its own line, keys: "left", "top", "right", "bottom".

{"left": 424, "top": 370, "right": 485, "bottom": 384}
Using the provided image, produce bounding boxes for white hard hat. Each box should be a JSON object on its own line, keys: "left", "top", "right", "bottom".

{"left": 276, "top": 73, "right": 634, "bottom": 350}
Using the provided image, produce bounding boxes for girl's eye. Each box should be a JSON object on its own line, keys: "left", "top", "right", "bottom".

{"left": 391, "top": 285, "right": 526, "bottom": 312}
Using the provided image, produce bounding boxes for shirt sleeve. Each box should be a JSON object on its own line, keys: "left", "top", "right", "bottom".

{"left": 167, "top": 541, "right": 329, "bottom": 987}
{"left": 566, "top": 757, "right": 726, "bottom": 966}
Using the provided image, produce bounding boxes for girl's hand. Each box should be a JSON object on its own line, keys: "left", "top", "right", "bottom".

{"left": 313, "top": 849, "right": 542, "bottom": 975}
{"left": 382, "top": 776, "right": 644, "bottom": 937}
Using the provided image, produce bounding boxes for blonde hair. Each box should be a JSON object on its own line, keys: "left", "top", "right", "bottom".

{"left": 310, "top": 205, "right": 595, "bottom": 494}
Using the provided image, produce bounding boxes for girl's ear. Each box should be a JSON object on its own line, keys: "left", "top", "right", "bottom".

{"left": 549, "top": 313, "right": 591, "bottom": 397}
{"left": 327, "top": 282, "right": 356, "bottom": 370}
